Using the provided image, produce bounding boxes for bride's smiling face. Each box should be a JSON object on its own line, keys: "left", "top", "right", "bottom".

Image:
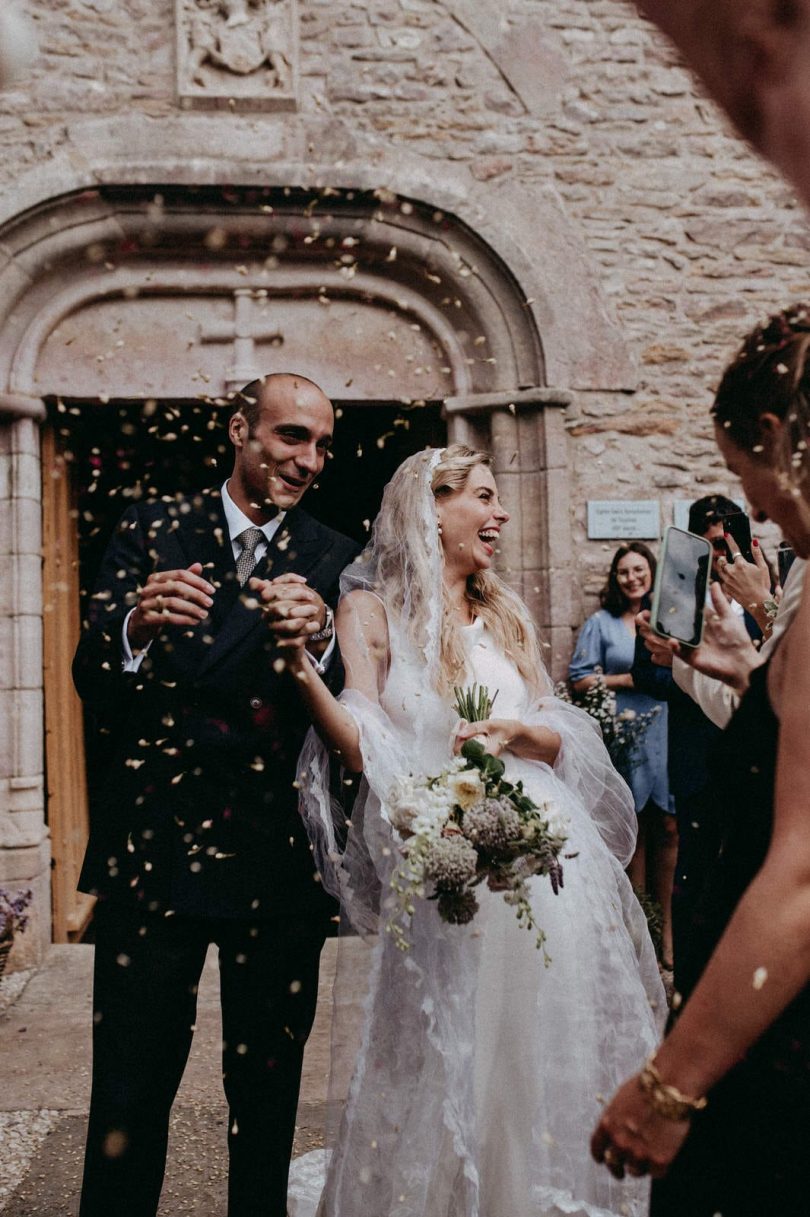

{"left": 436, "top": 465, "right": 510, "bottom": 576}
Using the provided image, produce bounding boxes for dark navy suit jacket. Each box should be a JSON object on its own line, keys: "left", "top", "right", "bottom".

{"left": 73, "top": 490, "right": 359, "bottom": 922}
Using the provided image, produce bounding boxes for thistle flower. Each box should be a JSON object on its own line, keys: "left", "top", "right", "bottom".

{"left": 437, "top": 889, "right": 478, "bottom": 925}
{"left": 423, "top": 836, "right": 478, "bottom": 891}
{"left": 463, "top": 797, "right": 521, "bottom": 850}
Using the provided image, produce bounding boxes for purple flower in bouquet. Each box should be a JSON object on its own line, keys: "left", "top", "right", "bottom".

{"left": 0, "top": 888, "right": 33, "bottom": 941}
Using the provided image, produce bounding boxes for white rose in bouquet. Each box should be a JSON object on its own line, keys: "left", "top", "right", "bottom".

{"left": 447, "top": 769, "right": 485, "bottom": 812}
{"left": 389, "top": 777, "right": 449, "bottom": 841}
{"left": 388, "top": 777, "right": 423, "bottom": 835}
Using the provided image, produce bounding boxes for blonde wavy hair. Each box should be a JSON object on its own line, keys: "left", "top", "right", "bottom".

{"left": 361, "top": 444, "right": 545, "bottom": 696}
{"left": 432, "top": 445, "right": 545, "bottom": 694}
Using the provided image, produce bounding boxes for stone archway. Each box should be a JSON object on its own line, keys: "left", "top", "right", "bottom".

{"left": 0, "top": 117, "right": 634, "bottom": 955}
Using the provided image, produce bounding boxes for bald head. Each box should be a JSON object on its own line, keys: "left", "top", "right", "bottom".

{"left": 227, "top": 372, "right": 335, "bottom": 520}
{"left": 232, "top": 373, "right": 332, "bottom": 434}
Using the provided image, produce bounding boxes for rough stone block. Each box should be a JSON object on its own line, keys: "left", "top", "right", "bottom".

{"left": 12, "top": 494, "right": 41, "bottom": 556}
{"left": 11, "top": 451, "right": 40, "bottom": 503}
{"left": 515, "top": 408, "right": 541, "bottom": 473}
{"left": 470, "top": 156, "right": 513, "bottom": 183}
{"left": 13, "top": 553, "right": 42, "bottom": 617}
{"left": 11, "top": 418, "right": 40, "bottom": 459}
{"left": 13, "top": 615, "right": 42, "bottom": 691}
{"left": 519, "top": 476, "right": 546, "bottom": 570}
{"left": 331, "top": 25, "right": 374, "bottom": 48}
{"left": 11, "top": 690, "right": 43, "bottom": 779}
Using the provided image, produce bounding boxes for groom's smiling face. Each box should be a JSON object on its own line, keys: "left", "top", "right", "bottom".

{"left": 229, "top": 375, "right": 334, "bottom": 521}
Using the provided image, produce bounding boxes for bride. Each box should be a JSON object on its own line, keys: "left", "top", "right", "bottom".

{"left": 277, "top": 445, "right": 664, "bottom": 1217}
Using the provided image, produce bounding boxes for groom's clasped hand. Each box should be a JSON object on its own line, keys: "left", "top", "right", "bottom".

{"left": 248, "top": 571, "right": 328, "bottom": 646}
{"left": 126, "top": 560, "right": 216, "bottom": 651}
{"left": 126, "top": 561, "right": 329, "bottom": 654}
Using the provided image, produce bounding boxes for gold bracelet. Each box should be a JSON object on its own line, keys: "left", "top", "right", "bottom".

{"left": 638, "top": 1055, "right": 708, "bottom": 1122}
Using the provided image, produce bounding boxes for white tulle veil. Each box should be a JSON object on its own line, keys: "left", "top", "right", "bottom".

{"left": 291, "top": 446, "right": 661, "bottom": 1217}
{"left": 297, "top": 445, "right": 639, "bottom": 935}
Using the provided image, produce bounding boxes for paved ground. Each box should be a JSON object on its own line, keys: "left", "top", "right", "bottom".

{"left": 0, "top": 941, "right": 346, "bottom": 1215}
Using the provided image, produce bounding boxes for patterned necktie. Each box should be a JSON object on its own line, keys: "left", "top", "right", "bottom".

{"left": 235, "top": 526, "right": 265, "bottom": 586}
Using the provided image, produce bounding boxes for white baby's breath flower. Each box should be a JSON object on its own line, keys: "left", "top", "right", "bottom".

{"left": 388, "top": 776, "right": 429, "bottom": 834}
{"left": 447, "top": 769, "right": 485, "bottom": 811}
{"left": 544, "top": 811, "right": 569, "bottom": 841}
{"left": 412, "top": 812, "right": 446, "bottom": 841}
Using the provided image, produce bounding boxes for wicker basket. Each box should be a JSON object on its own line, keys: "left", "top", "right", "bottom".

{"left": 0, "top": 935, "right": 13, "bottom": 982}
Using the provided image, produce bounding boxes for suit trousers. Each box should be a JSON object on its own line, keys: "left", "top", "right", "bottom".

{"left": 79, "top": 902, "right": 326, "bottom": 1217}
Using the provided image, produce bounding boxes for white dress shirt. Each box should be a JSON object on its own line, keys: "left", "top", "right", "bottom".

{"left": 122, "top": 480, "right": 335, "bottom": 673}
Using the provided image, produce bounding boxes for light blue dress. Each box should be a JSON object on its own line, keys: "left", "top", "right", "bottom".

{"left": 568, "top": 609, "right": 671, "bottom": 815}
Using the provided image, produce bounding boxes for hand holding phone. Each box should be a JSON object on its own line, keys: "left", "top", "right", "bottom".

{"left": 650, "top": 527, "right": 713, "bottom": 649}
{"left": 665, "top": 583, "right": 761, "bottom": 693}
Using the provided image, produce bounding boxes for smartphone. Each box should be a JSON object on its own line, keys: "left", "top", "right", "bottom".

{"left": 650, "top": 526, "right": 713, "bottom": 648}
{"left": 722, "top": 511, "right": 753, "bottom": 564}
{"left": 777, "top": 542, "right": 796, "bottom": 586}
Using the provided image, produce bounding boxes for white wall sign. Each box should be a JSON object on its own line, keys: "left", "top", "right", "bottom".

{"left": 587, "top": 500, "right": 660, "bottom": 540}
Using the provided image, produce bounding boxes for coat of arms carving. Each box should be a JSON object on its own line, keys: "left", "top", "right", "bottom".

{"left": 176, "top": 0, "right": 298, "bottom": 110}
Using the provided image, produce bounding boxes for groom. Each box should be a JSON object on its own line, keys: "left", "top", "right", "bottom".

{"left": 73, "top": 373, "right": 359, "bottom": 1217}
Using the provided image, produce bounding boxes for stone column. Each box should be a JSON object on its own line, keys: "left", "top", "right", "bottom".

{"left": 0, "top": 396, "right": 50, "bottom": 967}
{"left": 443, "top": 389, "right": 574, "bottom": 680}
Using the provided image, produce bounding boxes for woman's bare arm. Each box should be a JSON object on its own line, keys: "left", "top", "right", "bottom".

{"left": 572, "top": 672, "right": 634, "bottom": 693}
{"left": 592, "top": 564, "right": 810, "bottom": 1175}
{"left": 285, "top": 590, "right": 389, "bottom": 772}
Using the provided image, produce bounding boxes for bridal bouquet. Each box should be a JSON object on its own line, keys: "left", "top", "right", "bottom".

{"left": 386, "top": 686, "right": 567, "bottom": 960}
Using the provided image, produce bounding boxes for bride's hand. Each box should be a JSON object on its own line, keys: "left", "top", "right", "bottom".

{"left": 453, "top": 718, "right": 515, "bottom": 757}
{"left": 249, "top": 573, "right": 325, "bottom": 671}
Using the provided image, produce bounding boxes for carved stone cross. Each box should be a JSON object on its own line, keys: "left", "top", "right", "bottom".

{"left": 200, "top": 289, "right": 283, "bottom": 390}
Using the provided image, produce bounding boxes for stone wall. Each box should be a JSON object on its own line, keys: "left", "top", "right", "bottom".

{"left": 0, "top": 0, "right": 806, "bottom": 958}
{"left": 0, "top": 0, "right": 802, "bottom": 614}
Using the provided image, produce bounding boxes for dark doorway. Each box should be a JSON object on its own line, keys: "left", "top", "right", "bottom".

{"left": 42, "top": 395, "right": 446, "bottom": 940}
{"left": 45, "top": 396, "right": 446, "bottom": 597}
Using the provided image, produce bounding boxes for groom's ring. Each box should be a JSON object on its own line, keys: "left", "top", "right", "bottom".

{"left": 603, "top": 1148, "right": 621, "bottom": 1168}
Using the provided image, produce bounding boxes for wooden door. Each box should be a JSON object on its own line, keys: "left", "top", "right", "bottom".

{"left": 41, "top": 428, "right": 94, "bottom": 941}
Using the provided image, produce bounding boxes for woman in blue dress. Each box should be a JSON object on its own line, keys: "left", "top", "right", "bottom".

{"left": 569, "top": 542, "right": 675, "bottom": 968}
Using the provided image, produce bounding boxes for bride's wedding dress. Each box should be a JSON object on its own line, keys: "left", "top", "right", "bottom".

{"left": 291, "top": 612, "right": 665, "bottom": 1217}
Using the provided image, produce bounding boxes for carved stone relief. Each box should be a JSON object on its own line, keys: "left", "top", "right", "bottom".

{"left": 176, "top": 0, "right": 298, "bottom": 111}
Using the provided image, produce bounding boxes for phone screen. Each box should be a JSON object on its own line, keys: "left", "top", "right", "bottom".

{"left": 723, "top": 512, "right": 753, "bottom": 564}
{"left": 778, "top": 543, "right": 796, "bottom": 586}
{"left": 652, "top": 527, "right": 713, "bottom": 648}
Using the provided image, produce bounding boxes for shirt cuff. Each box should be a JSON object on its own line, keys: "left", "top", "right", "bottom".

{"left": 305, "top": 630, "right": 336, "bottom": 676}
{"left": 122, "top": 609, "right": 152, "bottom": 672}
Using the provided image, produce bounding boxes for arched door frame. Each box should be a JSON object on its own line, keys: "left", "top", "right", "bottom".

{"left": 0, "top": 120, "right": 633, "bottom": 955}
